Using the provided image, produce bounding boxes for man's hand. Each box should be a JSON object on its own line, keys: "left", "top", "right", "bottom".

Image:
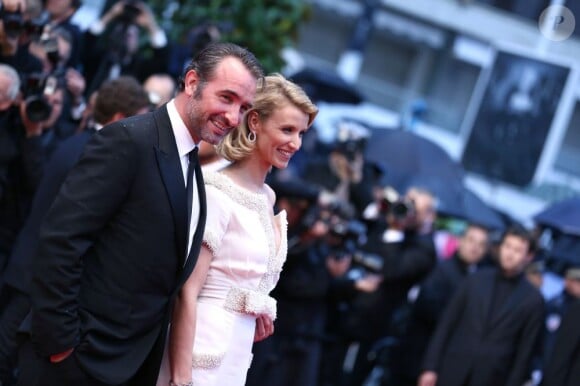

{"left": 418, "top": 371, "right": 438, "bottom": 386}
{"left": 2, "top": 0, "right": 27, "bottom": 12}
{"left": 66, "top": 68, "right": 86, "bottom": 103}
{"left": 355, "top": 273, "right": 383, "bottom": 293}
{"left": 254, "top": 314, "right": 274, "bottom": 342}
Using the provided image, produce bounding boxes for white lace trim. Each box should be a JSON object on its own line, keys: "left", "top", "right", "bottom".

{"left": 224, "top": 286, "right": 277, "bottom": 320}
{"left": 192, "top": 352, "right": 225, "bottom": 369}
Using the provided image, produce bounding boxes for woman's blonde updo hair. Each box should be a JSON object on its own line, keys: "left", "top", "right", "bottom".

{"left": 217, "top": 73, "right": 318, "bottom": 162}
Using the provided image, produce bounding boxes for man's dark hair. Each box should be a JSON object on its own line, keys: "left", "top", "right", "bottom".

{"left": 500, "top": 223, "right": 536, "bottom": 254}
{"left": 177, "top": 42, "right": 264, "bottom": 92}
{"left": 93, "top": 76, "right": 150, "bottom": 125}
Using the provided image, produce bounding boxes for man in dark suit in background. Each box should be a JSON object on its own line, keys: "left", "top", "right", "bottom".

{"left": 0, "top": 75, "right": 150, "bottom": 386}
{"left": 541, "top": 298, "right": 580, "bottom": 386}
{"left": 26, "top": 42, "right": 263, "bottom": 386}
{"left": 388, "top": 223, "right": 490, "bottom": 385}
{"left": 419, "top": 225, "right": 544, "bottom": 386}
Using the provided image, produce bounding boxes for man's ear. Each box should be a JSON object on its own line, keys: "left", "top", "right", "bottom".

{"left": 183, "top": 69, "right": 200, "bottom": 97}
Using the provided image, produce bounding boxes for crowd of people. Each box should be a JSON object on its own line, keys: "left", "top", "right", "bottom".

{"left": 1, "top": 0, "right": 579, "bottom": 386}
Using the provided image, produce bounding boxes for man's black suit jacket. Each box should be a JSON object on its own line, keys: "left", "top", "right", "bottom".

{"left": 421, "top": 268, "right": 544, "bottom": 386}
{"left": 30, "top": 107, "right": 203, "bottom": 384}
{"left": 542, "top": 299, "right": 580, "bottom": 386}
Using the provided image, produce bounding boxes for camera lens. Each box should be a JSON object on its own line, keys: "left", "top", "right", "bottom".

{"left": 391, "top": 201, "right": 410, "bottom": 219}
{"left": 25, "top": 96, "right": 52, "bottom": 122}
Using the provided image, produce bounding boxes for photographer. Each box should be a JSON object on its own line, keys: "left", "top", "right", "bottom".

{"left": 337, "top": 186, "right": 438, "bottom": 386}
{"left": 0, "top": 0, "right": 43, "bottom": 75}
{"left": 44, "top": 0, "right": 83, "bottom": 69}
{"left": 82, "top": 0, "right": 170, "bottom": 96}
{"left": 301, "top": 120, "right": 377, "bottom": 218}
{"left": 247, "top": 189, "right": 382, "bottom": 386}
{"left": 29, "top": 26, "right": 86, "bottom": 138}
{"left": 0, "top": 65, "right": 66, "bottom": 278}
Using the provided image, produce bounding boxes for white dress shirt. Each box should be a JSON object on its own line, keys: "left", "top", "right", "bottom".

{"left": 166, "top": 99, "right": 201, "bottom": 257}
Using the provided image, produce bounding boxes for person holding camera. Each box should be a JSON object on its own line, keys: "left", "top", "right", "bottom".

{"left": 0, "top": 62, "right": 21, "bottom": 275}
{"left": 82, "top": 0, "right": 170, "bottom": 97}
{"left": 0, "top": 62, "right": 65, "bottom": 275}
{"left": 337, "top": 186, "right": 438, "bottom": 386}
{"left": 0, "top": 0, "right": 43, "bottom": 75}
{"left": 246, "top": 189, "right": 382, "bottom": 386}
{"left": 29, "top": 25, "right": 87, "bottom": 138}
{"left": 44, "top": 0, "right": 83, "bottom": 69}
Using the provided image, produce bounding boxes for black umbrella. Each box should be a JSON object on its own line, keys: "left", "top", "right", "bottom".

{"left": 289, "top": 68, "right": 364, "bottom": 105}
{"left": 455, "top": 188, "right": 505, "bottom": 231}
{"left": 533, "top": 196, "right": 580, "bottom": 236}
{"left": 550, "top": 233, "right": 580, "bottom": 265}
{"left": 365, "top": 128, "right": 465, "bottom": 189}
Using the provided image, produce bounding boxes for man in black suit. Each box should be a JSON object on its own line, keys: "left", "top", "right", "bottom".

{"left": 388, "top": 223, "right": 490, "bottom": 386}
{"left": 0, "top": 75, "right": 150, "bottom": 386}
{"left": 419, "top": 225, "right": 544, "bottom": 386}
{"left": 26, "top": 43, "right": 263, "bottom": 386}
{"left": 541, "top": 298, "right": 580, "bottom": 386}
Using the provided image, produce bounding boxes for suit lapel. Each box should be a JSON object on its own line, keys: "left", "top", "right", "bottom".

{"left": 153, "top": 107, "right": 188, "bottom": 263}
{"left": 489, "top": 275, "right": 528, "bottom": 327}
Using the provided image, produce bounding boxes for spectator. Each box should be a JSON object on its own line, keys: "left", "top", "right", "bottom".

{"left": 541, "top": 298, "right": 580, "bottom": 386}
{"left": 542, "top": 264, "right": 580, "bottom": 362}
{"left": 388, "top": 223, "right": 490, "bottom": 386}
{"left": 419, "top": 224, "right": 544, "bottom": 386}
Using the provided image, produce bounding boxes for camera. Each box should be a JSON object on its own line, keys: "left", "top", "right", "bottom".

{"left": 21, "top": 71, "right": 64, "bottom": 122}
{"left": 327, "top": 218, "right": 367, "bottom": 260}
{"left": 0, "top": 8, "right": 48, "bottom": 39}
{"left": 118, "top": 0, "right": 142, "bottom": 25}
{"left": 379, "top": 186, "right": 415, "bottom": 222}
{"left": 334, "top": 120, "right": 369, "bottom": 161}
{"left": 346, "top": 251, "right": 384, "bottom": 280}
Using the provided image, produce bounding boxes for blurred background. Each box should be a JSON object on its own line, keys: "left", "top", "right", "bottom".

{"left": 71, "top": 0, "right": 580, "bottom": 227}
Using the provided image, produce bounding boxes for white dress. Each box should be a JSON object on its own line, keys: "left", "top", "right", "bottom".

{"left": 157, "top": 171, "right": 287, "bottom": 386}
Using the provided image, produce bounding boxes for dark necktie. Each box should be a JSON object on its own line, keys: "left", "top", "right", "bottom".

{"left": 186, "top": 147, "right": 199, "bottom": 231}
{"left": 185, "top": 147, "right": 206, "bottom": 264}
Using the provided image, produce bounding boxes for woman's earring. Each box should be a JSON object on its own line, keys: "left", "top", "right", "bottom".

{"left": 247, "top": 131, "right": 256, "bottom": 143}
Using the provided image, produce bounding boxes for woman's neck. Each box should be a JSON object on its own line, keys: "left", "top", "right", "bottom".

{"left": 223, "top": 158, "right": 270, "bottom": 194}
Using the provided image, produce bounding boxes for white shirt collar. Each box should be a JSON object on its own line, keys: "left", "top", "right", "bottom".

{"left": 167, "top": 99, "right": 197, "bottom": 157}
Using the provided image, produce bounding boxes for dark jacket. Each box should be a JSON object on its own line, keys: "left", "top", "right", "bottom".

{"left": 422, "top": 268, "right": 544, "bottom": 386}
{"left": 542, "top": 299, "right": 580, "bottom": 386}
{"left": 29, "top": 107, "right": 205, "bottom": 385}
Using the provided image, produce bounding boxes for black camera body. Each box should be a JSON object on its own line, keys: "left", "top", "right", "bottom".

{"left": 350, "top": 251, "right": 384, "bottom": 275}
{"left": 379, "top": 187, "right": 415, "bottom": 223}
{"left": 1, "top": 8, "right": 48, "bottom": 39}
{"left": 118, "top": 0, "right": 142, "bottom": 25}
{"left": 22, "top": 70, "right": 64, "bottom": 122}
